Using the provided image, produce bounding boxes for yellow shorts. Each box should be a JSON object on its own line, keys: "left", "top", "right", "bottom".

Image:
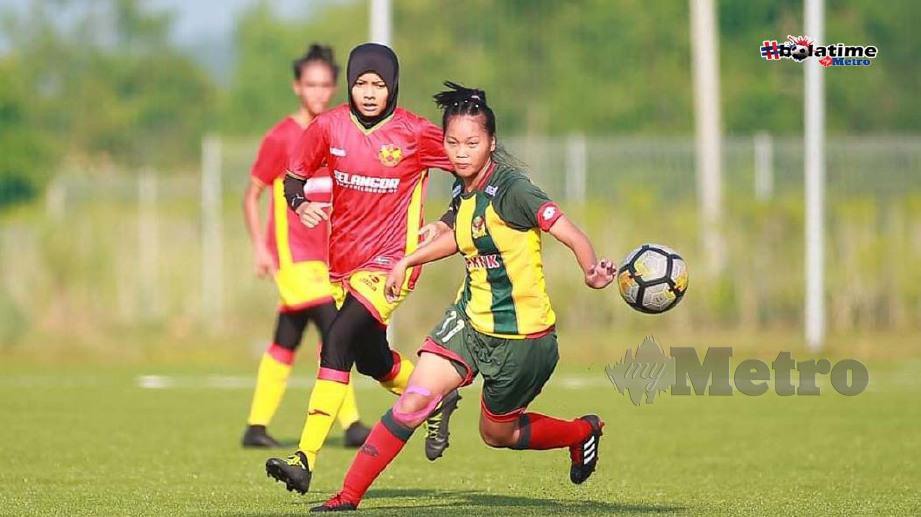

{"left": 274, "top": 260, "right": 335, "bottom": 312}
{"left": 330, "top": 269, "right": 415, "bottom": 325}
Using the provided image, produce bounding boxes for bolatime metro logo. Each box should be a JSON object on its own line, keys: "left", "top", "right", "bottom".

{"left": 333, "top": 170, "right": 399, "bottom": 193}
{"left": 760, "top": 35, "right": 878, "bottom": 67}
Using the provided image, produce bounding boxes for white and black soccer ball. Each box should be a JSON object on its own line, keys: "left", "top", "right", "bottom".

{"left": 617, "top": 243, "right": 688, "bottom": 314}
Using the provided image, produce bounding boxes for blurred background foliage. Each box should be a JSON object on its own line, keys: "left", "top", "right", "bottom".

{"left": 1, "top": 0, "right": 920, "bottom": 209}
{"left": 0, "top": 0, "right": 919, "bottom": 359}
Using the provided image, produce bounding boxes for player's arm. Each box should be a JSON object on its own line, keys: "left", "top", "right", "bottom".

{"left": 283, "top": 119, "right": 331, "bottom": 227}
{"left": 385, "top": 230, "right": 458, "bottom": 301}
{"left": 412, "top": 119, "right": 457, "bottom": 244}
{"left": 500, "top": 179, "right": 615, "bottom": 289}
{"left": 242, "top": 178, "right": 274, "bottom": 277}
{"left": 283, "top": 172, "right": 330, "bottom": 228}
{"left": 418, "top": 220, "right": 450, "bottom": 246}
{"left": 418, "top": 198, "right": 457, "bottom": 246}
{"left": 416, "top": 118, "right": 455, "bottom": 172}
{"left": 546, "top": 216, "right": 615, "bottom": 289}
{"left": 246, "top": 134, "right": 287, "bottom": 277}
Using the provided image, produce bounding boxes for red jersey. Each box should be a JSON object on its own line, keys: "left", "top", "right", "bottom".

{"left": 288, "top": 104, "right": 453, "bottom": 279}
{"left": 251, "top": 117, "right": 332, "bottom": 267}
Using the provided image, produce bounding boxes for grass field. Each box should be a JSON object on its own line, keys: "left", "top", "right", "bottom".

{"left": 2, "top": 358, "right": 920, "bottom": 516}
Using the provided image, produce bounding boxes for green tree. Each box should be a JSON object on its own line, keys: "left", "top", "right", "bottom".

{"left": 221, "top": 1, "right": 366, "bottom": 134}
{"left": 225, "top": 0, "right": 921, "bottom": 136}
{"left": 0, "top": 56, "right": 55, "bottom": 209}
{"left": 2, "top": 0, "right": 216, "bottom": 179}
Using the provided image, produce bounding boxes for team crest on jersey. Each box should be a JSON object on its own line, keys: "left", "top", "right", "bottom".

{"left": 471, "top": 215, "right": 487, "bottom": 239}
{"left": 378, "top": 144, "right": 403, "bottom": 167}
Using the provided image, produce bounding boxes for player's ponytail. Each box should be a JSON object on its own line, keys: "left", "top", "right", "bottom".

{"left": 293, "top": 43, "right": 340, "bottom": 82}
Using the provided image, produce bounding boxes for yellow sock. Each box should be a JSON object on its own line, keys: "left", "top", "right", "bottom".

{"left": 337, "top": 377, "right": 361, "bottom": 430}
{"left": 299, "top": 378, "right": 348, "bottom": 470}
{"left": 380, "top": 358, "right": 414, "bottom": 396}
{"left": 246, "top": 349, "right": 293, "bottom": 426}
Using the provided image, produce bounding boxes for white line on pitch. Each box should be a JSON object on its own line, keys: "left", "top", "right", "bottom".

{"left": 134, "top": 374, "right": 614, "bottom": 390}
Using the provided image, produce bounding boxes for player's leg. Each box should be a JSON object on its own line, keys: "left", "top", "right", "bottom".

{"left": 351, "top": 317, "right": 413, "bottom": 394}
{"left": 264, "top": 296, "right": 368, "bottom": 493}
{"left": 242, "top": 308, "right": 311, "bottom": 447}
{"left": 305, "top": 300, "right": 371, "bottom": 447}
{"left": 343, "top": 271, "right": 417, "bottom": 395}
{"left": 351, "top": 301, "right": 464, "bottom": 460}
{"left": 313, "top": 350, "right": 467, "bottom": 511}
{"left": 246, "top": 260, "right": 336, "bottom": 447}
{"left": 313, "top": 308, "right": 477, "bottom": 511}
{"left": 348, "top": 274, "right": 464, "bottom": 459}
{"left": 478, "top": 332, "right": 605, "bottom": 484}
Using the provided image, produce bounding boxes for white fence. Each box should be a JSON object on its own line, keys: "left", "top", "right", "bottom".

{"left": 1, "top": 134, "right": 919, "bottom": 348}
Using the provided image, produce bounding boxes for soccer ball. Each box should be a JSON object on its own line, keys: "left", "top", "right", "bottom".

{"left": 617, "top": 243, "right": 688, "bottom": 314}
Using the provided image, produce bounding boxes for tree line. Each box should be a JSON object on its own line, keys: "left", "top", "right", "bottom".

{"left": 1, "top": 0, "right": 917, "bottom": 208}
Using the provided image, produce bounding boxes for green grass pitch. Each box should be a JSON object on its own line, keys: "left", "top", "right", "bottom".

{"left": 1, "top": 360, "right": 919, "bottom": 515}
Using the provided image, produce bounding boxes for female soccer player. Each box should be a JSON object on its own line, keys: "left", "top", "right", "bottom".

{"left": 241, "top": 45, "right": 371, "bottom": 449}
{"left": 265, "top": 43, "right": 461, "bottom": 495}
{"left": 310, "top": 82, "right": 615, "bottom": 512}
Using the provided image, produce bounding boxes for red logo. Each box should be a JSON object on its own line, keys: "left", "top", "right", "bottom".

{"left": 819, "top": 56, "right": 833, "bottom": 67}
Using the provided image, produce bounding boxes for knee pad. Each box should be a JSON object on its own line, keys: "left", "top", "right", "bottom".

{"left": 391, "top": 386, "right": 443, "bottom": 428}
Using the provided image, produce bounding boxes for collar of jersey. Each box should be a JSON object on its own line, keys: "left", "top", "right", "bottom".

{"left": 461, "top": 161, "right": 498, "bottom": 198}
{"left": 349, "top": 112, "right": 395, "bottom": 135}
{"left": 288, "top": 115, "right": 313, "bottom": 131}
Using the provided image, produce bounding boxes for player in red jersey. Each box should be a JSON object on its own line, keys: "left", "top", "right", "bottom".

{"left": 264, "top": 43, "right": 461, "bottom": 495}
{"left": 241, "top": 45, "right": 370, "bottom": 449}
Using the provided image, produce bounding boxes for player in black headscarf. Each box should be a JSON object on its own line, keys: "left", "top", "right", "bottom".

{"left": 346, "top": 43, "right": 400, "bottom": 129}
{"left": 267, "top": 44, "right": 462, "bottom": 497}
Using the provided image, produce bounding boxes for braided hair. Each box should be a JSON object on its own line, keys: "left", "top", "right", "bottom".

{"left": 433, "top": 81, "right": 495, "bottom": 136}
{"left": 433, "top": 81, "right": 526, "bottom": 170}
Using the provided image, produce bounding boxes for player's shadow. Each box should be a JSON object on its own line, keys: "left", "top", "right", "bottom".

{"left": 357, "top": 488, "right": 687, "bottom": 514}
{"left": 239, "top": 489, "right": 685, "bottom": 516}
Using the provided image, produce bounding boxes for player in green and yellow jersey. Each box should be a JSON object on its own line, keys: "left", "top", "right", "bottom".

{"left": 310, "top": 82, "right": 617, "bottom": 512}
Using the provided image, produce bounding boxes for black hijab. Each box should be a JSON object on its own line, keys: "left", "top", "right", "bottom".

{"left": 347, "top": 43, "right": 399, "bottom": 129}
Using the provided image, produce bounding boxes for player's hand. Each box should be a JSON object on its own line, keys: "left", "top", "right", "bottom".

{"left": 253, "top": 244, "right": 275, "bottom": 279}
{"left": 385, "top": 260, "right": 408, "bottom": 303}
{"left": 296, "top": 201, "right": 331, "bottom": 228}
{"left": 585, "top": 259, "right": 616, "bottom": 289}
{"left": 418, "top": 221, "right": 450, "bottom": 247}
